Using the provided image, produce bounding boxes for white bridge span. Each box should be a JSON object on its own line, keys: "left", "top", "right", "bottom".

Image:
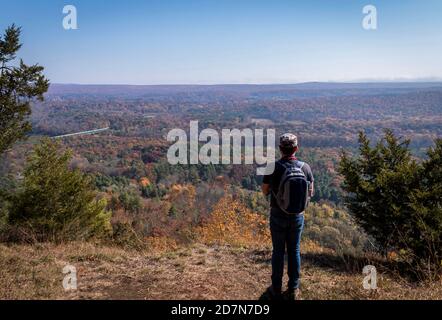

{"left": 52, "top": 127, "right": 110, "bottom": 139}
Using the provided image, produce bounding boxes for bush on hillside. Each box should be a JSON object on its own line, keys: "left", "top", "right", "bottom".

{"left": 196, "top": 194, "right": 270, "bottom": 247}
{"left": 5, "top": 139, "right": 112, "bottom": 242}
{"left": 339, "top": 130, "right": 442, "bottom": 274}
{"left": 303, "top": 203, "right": 369, "bottom": 256}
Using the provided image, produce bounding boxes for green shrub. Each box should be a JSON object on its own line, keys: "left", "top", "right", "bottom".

{"left": 7, "top": 139, "right": 112, "bottom": 242}
{"left": 339, "top": 130, "right": 442, "bottom": 273}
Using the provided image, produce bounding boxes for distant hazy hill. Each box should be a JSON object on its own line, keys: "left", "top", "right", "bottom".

{"left": 47, "top": 82, "right": 442, "bottom": 98}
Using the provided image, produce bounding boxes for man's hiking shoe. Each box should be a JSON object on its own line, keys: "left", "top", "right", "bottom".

{"left": 284, "top": 288, "right": 301, "bottom": 300}
{"left": 260, "top": 286, "right": 283, "bottom": 300}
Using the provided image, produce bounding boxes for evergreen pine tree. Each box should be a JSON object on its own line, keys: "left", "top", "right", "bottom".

{"left": 0, "top": 25, "right": 49, "bottom": 154}
{"left": 8, "top": 139, "right": 111, "bottom": 241}
{"left": 339, "top": 131, "right": 442, "bottom": 272}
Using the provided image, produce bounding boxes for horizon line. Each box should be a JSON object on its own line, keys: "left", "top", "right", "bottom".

{"left": 49, "top": 79, "right": 442, "bottom": 87}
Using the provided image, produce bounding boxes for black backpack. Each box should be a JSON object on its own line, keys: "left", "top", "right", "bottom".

{"left": 273, "top": 160, "right": 309, "bottom": 215}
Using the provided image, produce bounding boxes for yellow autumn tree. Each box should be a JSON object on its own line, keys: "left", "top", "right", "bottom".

{"left": 197, "top": 194, "right": 270, "bottom": 248}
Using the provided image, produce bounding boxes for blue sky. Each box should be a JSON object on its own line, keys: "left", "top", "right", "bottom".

{"left": 1, "top": 0, "right": 442, "bottom": 84}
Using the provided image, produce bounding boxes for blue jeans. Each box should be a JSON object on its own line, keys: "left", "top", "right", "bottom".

{"left": 270, "top": 208, "right": 304, "bottom": 290}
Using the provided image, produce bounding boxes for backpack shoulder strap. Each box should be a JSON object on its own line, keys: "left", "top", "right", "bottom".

{"left": 281, "top": 159, "right": 304, "bottom": 169}
{"left": 295, "top": 160, "right": 305, "bottom": 169}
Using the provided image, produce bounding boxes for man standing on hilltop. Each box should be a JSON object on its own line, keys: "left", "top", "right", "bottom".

{"left": 261, "top": 133, "right": 314, "bottom": 300}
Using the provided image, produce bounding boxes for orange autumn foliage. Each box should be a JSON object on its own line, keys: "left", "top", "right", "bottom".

{"left": 145, "top": 236, "right": 179, "bottom": 252}
{"left": 196, "top": 194, "right": 270, "bottom": 248}
{"left": 139, "top": 177, "right": 151, "bottom": 187}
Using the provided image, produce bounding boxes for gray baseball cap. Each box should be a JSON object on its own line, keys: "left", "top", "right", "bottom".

{"left": 279, "top": 133, "right": 298, "bottom": 147}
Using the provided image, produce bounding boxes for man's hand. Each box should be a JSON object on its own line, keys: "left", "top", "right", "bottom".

{"left": 262, "top": 183, "right": 270, "bottom": 196}
{"left": 309, "top": 181, "right": 314, "bottom": 198}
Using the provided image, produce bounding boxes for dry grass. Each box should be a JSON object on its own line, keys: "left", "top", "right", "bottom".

{"left": 0, "top": 242, "right": 134, "bottom": 299}
{"left": 0, "top": 241, "right": 441, "bottom": 300}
